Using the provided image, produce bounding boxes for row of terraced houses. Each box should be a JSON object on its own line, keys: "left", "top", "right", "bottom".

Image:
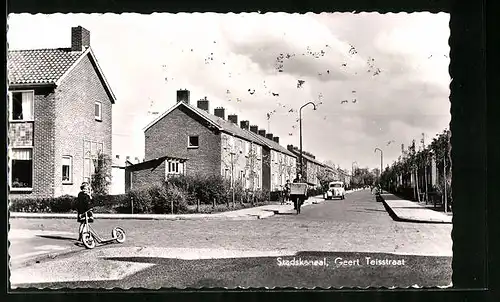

{"left": 8, "top": 26, "right": 343, "bottom": 200}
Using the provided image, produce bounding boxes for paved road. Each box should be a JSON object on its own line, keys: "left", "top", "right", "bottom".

{"left": 9, "top": 190, "right": 452, "bottom": 289}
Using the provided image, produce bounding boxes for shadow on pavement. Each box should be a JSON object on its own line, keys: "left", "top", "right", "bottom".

{"left": 37, "top": 235, "right": 76, "bottom": 241}
{"left": 380, "top": 194, "right": 407, "bottom": 201}
{"left": 11, "top": 250, "right": 451, "bottom": 289}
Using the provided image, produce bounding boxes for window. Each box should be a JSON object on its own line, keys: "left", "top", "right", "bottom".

{"left": 62, "top": 156, "right": 73, "bottom": 183}
{"left": 237, "top": 139, "right": 243, "bottom": 153}
{"left": 10, "top": 91, "right": 34, "bottom": 121}
{"left": 95, "top": 102, "right": 102, "bottom": 121}
{"left": 83, "top": 140, "right": 104, "bottom": 182}
{"left": 245, "top": 141, "right": 250, "bottom": 156}
{"left": 166, "top": 160, "right": 184, "bottom": 177}
{"left": 10, "top": 148, "right": 33, "bottom": 189}
{"left": 188, "top": 135, "right": 199, "bottom": 148}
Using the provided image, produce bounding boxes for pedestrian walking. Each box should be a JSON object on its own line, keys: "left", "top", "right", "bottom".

{"left": 284, "top": 179, "right": 291, "bottom": 203}
{"left": 291, "top": 173, "right": 307, "bottom": 211}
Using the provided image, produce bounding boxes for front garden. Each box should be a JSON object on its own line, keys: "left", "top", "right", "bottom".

{"left": 9, "top": 175, "right": 273, "bottom": 215}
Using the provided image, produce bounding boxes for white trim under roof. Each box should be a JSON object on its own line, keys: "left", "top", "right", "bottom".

{"left": 143, "top": 101, "right": 223, "bottom": 133}
{"left": 55, "top": 47, "right": 117, "bottom": 103}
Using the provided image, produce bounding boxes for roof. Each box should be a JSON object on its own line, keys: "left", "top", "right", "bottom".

{"left": 191, "top": 105, "right": 296, "bottom": 157}
{"left": 144, "top": 101, "right": 296, "bottom": 157}
{"left": 8, "top": 47, "right": 116, "bottom": 103}
{"left": 289, "top": 148, "right": 325, "bottom": 166}
{"left": 112, "top": 156, "right": 142, "bottom": 167}
{"left": 125, "top": 155, "right": 188, "bottom": 172}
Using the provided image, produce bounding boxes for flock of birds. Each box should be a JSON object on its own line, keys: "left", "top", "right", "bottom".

{"left": 159, "top": 39, "right": 443, "bottom": 139}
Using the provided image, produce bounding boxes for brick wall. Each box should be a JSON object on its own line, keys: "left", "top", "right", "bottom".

{"left": 9, "top": 88, "right": 57, "bottom": 199}
{"left": 269, "top": 152, "right": 296, "bottom": 190}
{"left": 54, "top": 54, "right": 113, "bottom": 197}
{"left": 145, "top": 106, "right": 221, "bottom": 178}
{"left": 220, "top": 133, "right": 262, "bottom": 188}
{"left": 128, "top": 162, "right": 166, "bottom": 192}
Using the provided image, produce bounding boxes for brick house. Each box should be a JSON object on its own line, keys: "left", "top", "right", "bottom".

{"left": 139, "top": 90, "right": 296, "bottom": 192}
{"left": 287, "top": 145, "right": 330, "bottom": 188}
{"left": 124, "top": 155, "right": 188, "bottom": 192}
{"left": 7, "top": 26, "right": 116, "bottom": 199}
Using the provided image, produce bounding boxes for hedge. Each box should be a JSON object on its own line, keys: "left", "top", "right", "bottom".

{"left": 9, "top": 175, "right": 273, "bottom": 214}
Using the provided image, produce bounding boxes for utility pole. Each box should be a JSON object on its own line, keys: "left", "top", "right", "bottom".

{"left": 422, "top": 133, "right": 429, "bottom": 203}
{"left": 443, "top": 130, "right": 449, "bottom": 213}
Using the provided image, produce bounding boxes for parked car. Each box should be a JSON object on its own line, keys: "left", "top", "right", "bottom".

{"left": 324, "top": 181, "right": 345, "bottom": 200}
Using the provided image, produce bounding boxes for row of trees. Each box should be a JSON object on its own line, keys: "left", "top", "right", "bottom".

{"left": 350, "top": 167, "right": 378, "bottom": 188}
{"left": 380, "top": 129, "right": 452, "bottom": 212}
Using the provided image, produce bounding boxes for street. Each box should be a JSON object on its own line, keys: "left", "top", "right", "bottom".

{"left": 9, "top": 190, "right": 452, "bottom": 288}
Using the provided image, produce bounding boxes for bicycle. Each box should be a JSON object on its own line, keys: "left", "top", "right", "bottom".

{"left": 78, "top": 208, "right": 126, "bottom": 249}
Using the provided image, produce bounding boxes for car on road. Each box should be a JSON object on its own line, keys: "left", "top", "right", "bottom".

{"left": 324, "top": 181, "right": 345, "bottom": 200}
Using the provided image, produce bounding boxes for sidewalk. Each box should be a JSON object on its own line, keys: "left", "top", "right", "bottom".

{"left": 9, "top": 189, "right": 362, "bottom": 221}
{"left": 379, "top": 192, "right": 452, "bottom": 224}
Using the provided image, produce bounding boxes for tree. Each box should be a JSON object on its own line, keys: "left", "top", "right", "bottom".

{"left": 317, "top": 165, "right": 337, "bottom": 191}
{"left": 221, "top": 135, "right": 241, "bottom": 207}
{"left": 91, "top": 152, "right": 112, "bottom": 196}
{"left": 245, "top": 145, "right": 260, "bottom": 192}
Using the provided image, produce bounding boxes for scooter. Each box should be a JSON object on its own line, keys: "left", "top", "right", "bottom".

{"left": 79, "top": 208, "right": 126, "bottom": 249}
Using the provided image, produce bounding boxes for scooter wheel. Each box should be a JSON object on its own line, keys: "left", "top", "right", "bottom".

{"left": 82, "top": 232, "right": 96, "bottom": 249}
{"left": 112, "top": 227, "right": 126, "bottom": 243}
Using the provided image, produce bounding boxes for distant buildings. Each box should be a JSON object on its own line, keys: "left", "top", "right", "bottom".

{"left": 8, "top": 26, "right": 116, "bottom": 198}
{"left": 287, "top": 145, "right": 343, "bottom": 187}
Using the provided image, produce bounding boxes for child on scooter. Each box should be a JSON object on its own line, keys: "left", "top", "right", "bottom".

{"left": 76, "top": 182, "right": 93, "bottom": 241}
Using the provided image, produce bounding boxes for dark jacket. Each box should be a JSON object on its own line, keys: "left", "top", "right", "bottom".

{"left": 76, "top": 191, "right": 92, "bottom": 222}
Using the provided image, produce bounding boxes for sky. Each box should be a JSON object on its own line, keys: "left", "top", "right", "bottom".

{"left": 7, "top": 12, "right": 451, "bottom": 171}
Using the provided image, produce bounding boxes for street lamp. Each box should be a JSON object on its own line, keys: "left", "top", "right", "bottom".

{"left": 374, "top": 147, "right": 383, "bottom": 185}
{"left": 299, "top": 102, "right": 317, "bottom": 179}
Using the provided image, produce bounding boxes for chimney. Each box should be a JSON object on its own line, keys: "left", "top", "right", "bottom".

{"left": 228, "top": 114, "right": 238, "bottom": 124}
{"left": 250, "top": 125, "right": 258, "bottom": 133}
{"left": 197, "top": 97, "right": 209, "bottom": 112}
{"left": 287, "top": 145, "right": 294, "bottom": 152}
{"left": 176, "top": 89, "right": 190, "bottom": 104}
{"left": 71, "top": 26, "right": 91, "bottom": 52}
{"left": 240, "top": 120, "right": 250, "bottom": 130}
{"left": 273, "top": 137, "right": 280, "bottom": 144}
{"left": 266, "top": 133, "right": 274, "bottom": 140}
{"left": 258, "top": 129, "right": 266, "bottom": 137}
{"left": 214, "top": 107, "right": 225, "bottom": 119}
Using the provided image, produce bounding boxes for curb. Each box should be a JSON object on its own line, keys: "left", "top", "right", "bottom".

{"left": 8, "top": 212, "right": 262, "bottom": 221}
{"left": 9, "top": 196, "right": 330, "bottom": 221}
{"left": 379, "top": 194, "right": 452, "bottom": 224}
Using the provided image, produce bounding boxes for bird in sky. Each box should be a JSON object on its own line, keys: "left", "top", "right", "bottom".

{"left": 387, "top": 140, "right": 396, "bottom": 146}
{"left": 341, "top": 100, "right": 348, "bottom": 104}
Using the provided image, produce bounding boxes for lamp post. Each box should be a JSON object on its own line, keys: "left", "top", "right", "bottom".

{"left": 299, "top": 102, "right": 317, "bottom": 179}
{"left": 374, "top": 147, "right": 383, "bottom": 187}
